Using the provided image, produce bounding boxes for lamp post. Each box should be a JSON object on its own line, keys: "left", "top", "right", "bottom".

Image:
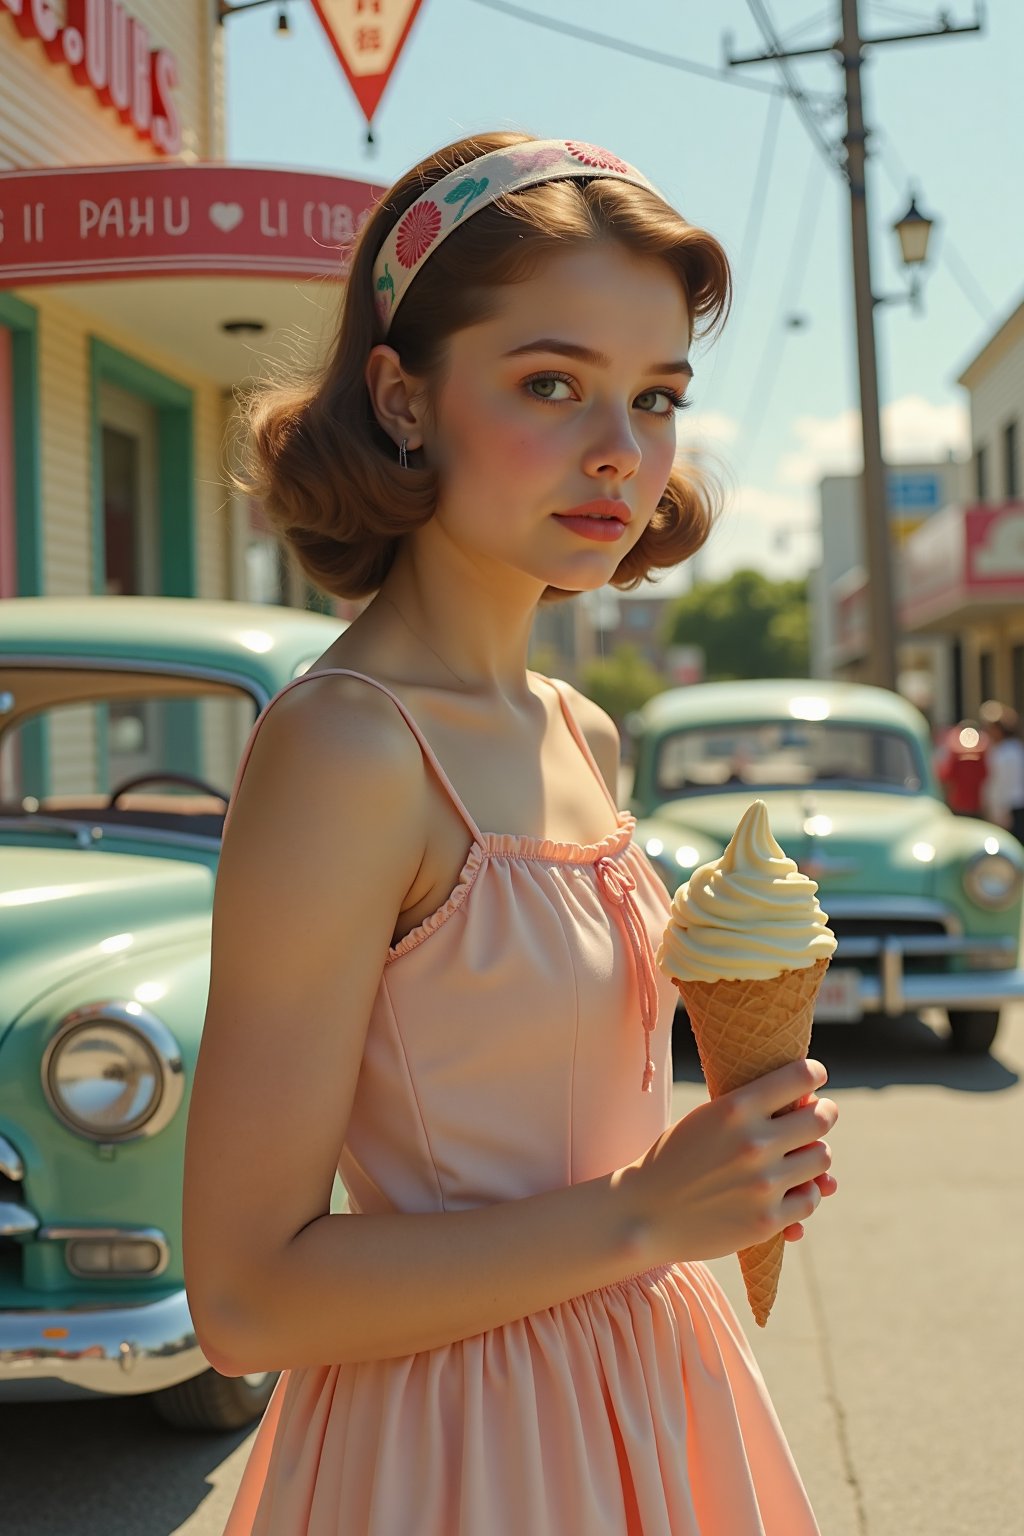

{"left": 216, "top": 0, "right": 291, "bottom": 30}
{"left": 886, "top": 192, "right": 936, "bottom": 315}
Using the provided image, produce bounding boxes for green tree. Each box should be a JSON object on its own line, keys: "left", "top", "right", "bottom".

{"left": 579, "top": 644, "right": 664, "bottom": 727}
{"left": 663, "top": 570, "right": 809, "bottom": 681}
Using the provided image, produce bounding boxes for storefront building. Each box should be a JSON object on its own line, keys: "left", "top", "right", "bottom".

{"left": 1, "top": 1, "right": 380, "bottom": 793}
{"left": 824, "top": 296, "right": 1024, "bottom": 726}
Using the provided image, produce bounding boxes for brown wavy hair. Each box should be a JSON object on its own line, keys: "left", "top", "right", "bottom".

{"left": 238, "top": 131, "right": 732, "bottom": 602}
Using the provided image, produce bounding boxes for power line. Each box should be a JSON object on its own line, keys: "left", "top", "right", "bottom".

{"left": 742, "top": 0, "right": 848, "bottom": 178}
{"left": 467, "top": 0, "right": 834, "bottom": 102}
{"left": 874, "top": 135, "right": 997, "bottom": 325}
{"left": 733, "top": 144, "right": 828, "bottom": 475}
{"left": 706, "top": 89, "right": 785, "bottom": 395}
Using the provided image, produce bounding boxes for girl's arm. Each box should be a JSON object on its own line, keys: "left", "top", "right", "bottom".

{"left": 183, "top": 676, "right": 836, "bottom": 1374}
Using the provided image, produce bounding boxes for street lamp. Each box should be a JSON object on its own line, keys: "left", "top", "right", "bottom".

{"left": 877, "top": 191, "right": 937, "bottom": 314}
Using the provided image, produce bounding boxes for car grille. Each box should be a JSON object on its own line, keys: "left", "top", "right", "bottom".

{"left": 829, "top": 915, "right": 954, "bottom": 975}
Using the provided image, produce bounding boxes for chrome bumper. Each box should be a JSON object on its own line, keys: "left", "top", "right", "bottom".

{"left": 833, "top": 932, "right": 1024, "bottom": 1017}
{"left": 0, "top": 1288, "right": 207, "bottom": 1400}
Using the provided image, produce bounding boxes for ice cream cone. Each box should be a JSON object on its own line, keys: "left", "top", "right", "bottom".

{"left": 675, "top": 956, "right": 831, "bottom": 1327}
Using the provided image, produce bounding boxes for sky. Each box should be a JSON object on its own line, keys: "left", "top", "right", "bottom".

{"left": 225, "top": 0, "right": 1024, "bottom": 593}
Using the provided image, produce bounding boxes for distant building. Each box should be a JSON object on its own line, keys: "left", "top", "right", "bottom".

{"left": 815, "top": 293, "right": 1024, "bottom": 725}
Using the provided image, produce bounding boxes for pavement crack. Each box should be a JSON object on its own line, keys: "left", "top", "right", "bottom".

{"left": 800, "top": 1241, "right": 870, "bottom": 1535}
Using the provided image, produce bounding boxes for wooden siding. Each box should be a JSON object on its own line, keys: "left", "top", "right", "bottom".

{"left": 28, "top": 283, "right": 231, "bottom": 598}
{"left": 0, "top": 0, "right": 221, "bottom": 170}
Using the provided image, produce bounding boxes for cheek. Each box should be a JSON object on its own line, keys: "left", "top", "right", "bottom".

{"left": 439, "top": 390, "right": 558, "bottom": 484}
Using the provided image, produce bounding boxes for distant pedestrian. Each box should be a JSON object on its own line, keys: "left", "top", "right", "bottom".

{"left": 935, "top": 719, "right": 988, "bottom": 816}
{"left": 979, "top": 700, "right": 1024, "bottom": 842}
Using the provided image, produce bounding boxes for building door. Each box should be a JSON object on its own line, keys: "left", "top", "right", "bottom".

{"left": 0, "top": 326, "right": 15, "bottom": 601}
{"left": 97, "top": 381, "right": 164, "bottom": 783}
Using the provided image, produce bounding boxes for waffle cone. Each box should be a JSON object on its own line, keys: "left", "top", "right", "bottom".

{"left": 674, "top": 956, "right": 831, "bottom": 1327}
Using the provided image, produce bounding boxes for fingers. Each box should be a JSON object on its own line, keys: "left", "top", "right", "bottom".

{"left": 747, "top": 1057, "right": 828, "bottom": 1116}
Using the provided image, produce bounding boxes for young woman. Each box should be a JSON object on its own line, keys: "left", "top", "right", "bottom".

{"left": 184, "top": 131, "right": 839, "bottom": 1535}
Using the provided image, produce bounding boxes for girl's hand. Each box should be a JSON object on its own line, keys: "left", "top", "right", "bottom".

{"left": 623, "top": 1058, "right": 839, "bottom": 1265}
{"left": 781, "top": 1089, "right": 839, "bottom": 1241}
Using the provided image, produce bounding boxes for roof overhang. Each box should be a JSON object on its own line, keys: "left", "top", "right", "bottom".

{"left": 0, "top": 162, "right": 386, "bottom": 386}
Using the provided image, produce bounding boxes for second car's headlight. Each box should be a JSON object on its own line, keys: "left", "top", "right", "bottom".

{"left": 42, "top": 1002, "right": 184, "bottom": 1142}
{"left": 962, "top": 850, "right": 1023, "bottom": 910}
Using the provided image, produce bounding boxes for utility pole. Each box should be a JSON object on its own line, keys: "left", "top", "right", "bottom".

{"left": 728, "top": 1, "right": 981, "bottom": 693}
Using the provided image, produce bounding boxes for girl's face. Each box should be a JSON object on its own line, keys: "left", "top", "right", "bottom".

{"left": 421, "top": 240, "right": 693, "bottom": 594}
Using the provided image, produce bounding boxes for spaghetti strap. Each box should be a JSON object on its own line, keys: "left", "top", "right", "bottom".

{"left": 534, "top": 673, "right": 620, "bottom": 814}
{"left": 223, "top": 667, "right": 485, "bottom": 845}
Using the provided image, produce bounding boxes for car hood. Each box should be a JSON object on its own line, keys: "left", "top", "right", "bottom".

{"left": 0, "top": 846, "right": 214, "bottom": 1035}
{"left": 649, "top": 788, "right": 947, "bottom": 891}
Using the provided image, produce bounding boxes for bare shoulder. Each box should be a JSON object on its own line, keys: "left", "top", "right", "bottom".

{"left": 547, "top": 677, "right": 621, "bottom": 798}
{"left": 232, "top": 672, "right": 427, "bottom": 820}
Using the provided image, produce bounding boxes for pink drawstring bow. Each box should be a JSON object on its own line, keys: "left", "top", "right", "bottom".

{"left": 595, "top": 856, "right": 658, "bottom": 1092}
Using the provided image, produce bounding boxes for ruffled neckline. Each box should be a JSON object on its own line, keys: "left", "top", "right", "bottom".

{"left": 388, "top": 812, "right": 637, "bottom": 961}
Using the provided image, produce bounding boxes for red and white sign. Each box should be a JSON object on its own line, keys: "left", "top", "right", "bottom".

{"left": 901, "top": 502, "right": 1024, "bottom": 628}
{"left": 310, "top": 0, "right": 426, "bottom": 130}
{"left": 1, "top": 0, "right": 181, "bottom": 153}
{"left": 0, "top": 163, "right": 385, "bottom": 286}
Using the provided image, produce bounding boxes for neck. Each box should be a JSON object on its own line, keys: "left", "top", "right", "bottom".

{"left": 372, "top": 539, "right": 546, "bottom": 707}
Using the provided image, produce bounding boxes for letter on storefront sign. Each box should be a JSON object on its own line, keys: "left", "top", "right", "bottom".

{"left": 260, "top": 199, "right": 287, "bottom": 238}
{"left": 98, "top": 199, "right": 125, "bottom": 238}
{"left": 131, "top": 16, "right": 152, "bottom": 133}
{"left": 128, "top": 197, "right": 154, "bottom": 238}
{"left": 151, "top": 48, "right": 181, "bottom": 155}
{"left": 163, "top": 197, "right": 189, "bottom": 237}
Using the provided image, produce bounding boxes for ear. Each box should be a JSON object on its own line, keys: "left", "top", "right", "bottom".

{"left": 364, "top": 345, "right": 427, "bottom": 451}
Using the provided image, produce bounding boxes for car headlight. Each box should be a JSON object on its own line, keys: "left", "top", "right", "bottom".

{"left": 962, "top": 850, "right": 1023, "bottom": 910}
{"left": 41, "top": 1001, "right": 184, "bottom": 1142}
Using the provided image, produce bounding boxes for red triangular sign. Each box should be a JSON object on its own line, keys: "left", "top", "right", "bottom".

{"left": 309, "top": 0, "right": 427, "bottom": 127}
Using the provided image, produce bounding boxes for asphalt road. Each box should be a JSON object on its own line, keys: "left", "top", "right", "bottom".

{"left": 3, "top": 1004, "right": 1021, "bottom": 1536}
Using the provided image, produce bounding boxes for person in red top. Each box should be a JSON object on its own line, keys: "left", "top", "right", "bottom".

{"left": 935, "top": 719, "right": 989, "bottom": 816}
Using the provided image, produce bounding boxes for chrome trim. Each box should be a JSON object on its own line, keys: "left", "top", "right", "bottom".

{"left": 0, "top": 1201, "right": 39, "bottom": 1238}
{"left": 811, "top": 899, "right": 1024, "bottom": 1016}
{"left": 0, "top": 1288, "right": 206, "bottom": 1398}
{"left": 827, "top": 896, "right": 962, "bottom": 934}
{"left": 41, "top": 1000, "right": 185, "bottom": 1143}
{"left": 0, "top": 815, "right": 106, "bottom": 847}
{"left": 0, "top": 1135, "right": 25, "bottom": 1183}
{"left": 37, "top": 1225, "right": 170, "bottom": 1280}
{"left": 852, "top": 968, "right": 1024, "bottom": 1014}
{"left": 0, "top": 815, "right": 223, "bottom": 852}
{"left": 0, "top": 653, "right": 269, "bottom": 711}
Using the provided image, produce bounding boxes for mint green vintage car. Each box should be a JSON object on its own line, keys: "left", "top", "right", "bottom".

{"left": 0, "top": 596, "right": 347, "bottom": 1430}
{"left": 627, "top": 679, "right": 1024, "bottom": 1055}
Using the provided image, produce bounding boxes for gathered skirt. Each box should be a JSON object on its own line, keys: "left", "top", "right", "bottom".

{"left": 223, "top": 1259, "right": 820, "bottom": 1536}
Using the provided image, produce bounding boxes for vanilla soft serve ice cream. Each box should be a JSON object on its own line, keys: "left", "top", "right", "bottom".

{"left": 657, "top": 799, "right": 836, "bottom": 985}
{"left": 655, "top": 799, "right": 838, "bottom": 1327}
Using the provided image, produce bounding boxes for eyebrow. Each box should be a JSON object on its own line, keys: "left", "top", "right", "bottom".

{"left": 502, "top": 338, "right": 694, "bottom": 378}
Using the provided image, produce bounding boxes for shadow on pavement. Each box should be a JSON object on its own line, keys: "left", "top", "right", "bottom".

{"left": 0, "top": 1395, "right": 249, "bottom": 1536}
{"left": 670, "top": 1008, "right": 1020, "bottom": 1093}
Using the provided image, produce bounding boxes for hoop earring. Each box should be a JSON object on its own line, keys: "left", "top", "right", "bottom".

{"left": 399, "top": 438, "right": 409, "bottom": 469}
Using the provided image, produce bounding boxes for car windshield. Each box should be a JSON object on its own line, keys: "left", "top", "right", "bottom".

{"left": 0, "top": 670, "right": 259, "bottom": 833}
{"left": 655, "top": 720, "right": 923, "bottom": 797}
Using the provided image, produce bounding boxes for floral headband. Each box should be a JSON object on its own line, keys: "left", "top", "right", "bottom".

{"left": 372, "top": 139, "right": 663, "bottom": 334}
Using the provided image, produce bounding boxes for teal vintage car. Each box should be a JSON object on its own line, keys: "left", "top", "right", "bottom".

{"left": 627, "top": 679, "right": 1024, "bottom": 1055}
{"left": 0, "top": 595, "right": 348, "bottom": 1429}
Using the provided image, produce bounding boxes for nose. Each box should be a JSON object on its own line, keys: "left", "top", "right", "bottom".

{"left": 581, "top": 406, "right": 642, "bottom": 482}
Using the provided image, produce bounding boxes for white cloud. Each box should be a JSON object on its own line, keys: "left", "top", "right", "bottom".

{"left": 775, "top": 394, "right": 970, "bottom": 486}
{"left": 676, "top": 409, "right": 740, "bottom": 455}
{"left": 695, "top": 482, "right": 821, "bottom": 583}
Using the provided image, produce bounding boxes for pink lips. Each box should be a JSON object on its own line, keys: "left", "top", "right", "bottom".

{"left": 552, "top": 500, "right": 631, "bottom": 542}
{"left": 555, "top": 499, "right": 630, "bottom": 524}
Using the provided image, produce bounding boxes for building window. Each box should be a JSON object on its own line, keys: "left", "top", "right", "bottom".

{"left": 1013, "top": 643, "right": 1024, "bottom": 718}
{"left": 1004, "top": 419, "right": 1019, "bottom": 499}
{"left": 979, "top": 650, "right": 995, "bottom": 705}
{"left": 974, "top": 444, "right": 987, "bottom": 502}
